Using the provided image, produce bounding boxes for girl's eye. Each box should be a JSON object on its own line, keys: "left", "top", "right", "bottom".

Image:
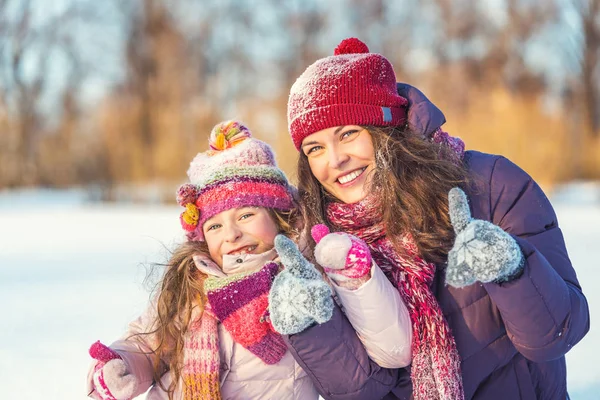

{"left": 239, "top": 213, "right": 254, "bottom": 220}
{"left": 206, "top": 224, "right": 221, "bottom": 232}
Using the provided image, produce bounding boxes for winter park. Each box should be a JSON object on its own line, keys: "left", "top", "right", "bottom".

{"left": 2, "top": 1, "right": 600, "bottom": 399}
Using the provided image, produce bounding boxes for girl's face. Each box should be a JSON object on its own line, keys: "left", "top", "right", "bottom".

{"left": 202, "top": 207, "right": 279, "bottom": 267}
{"left": 301, "top": 125, "right": 376, "bottom": 204}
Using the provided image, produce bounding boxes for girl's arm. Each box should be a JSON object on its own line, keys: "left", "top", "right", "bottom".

{"left": 329, "top": 262, "right": 412, "bottom": 368}
{"left": 312, "top": 226, "right": 412, "bottom": 368}
{"left": 87, "top": 303, "right": 167, "bottom": 398}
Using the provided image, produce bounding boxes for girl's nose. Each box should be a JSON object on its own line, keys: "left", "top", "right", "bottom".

{"left": 224, "top": 224, "right": 242, "bottom": 242}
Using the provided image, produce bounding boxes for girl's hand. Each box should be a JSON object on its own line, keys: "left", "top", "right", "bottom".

{"left": 89, "top": 341, "right": 138, "bottom": 400}
{"left": 311, "top": 224, "right": 372, "bottom": 289}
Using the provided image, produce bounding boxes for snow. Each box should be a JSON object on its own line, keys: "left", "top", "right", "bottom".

{"left": 0, "top": 188, "right": 598, "bottom": 399}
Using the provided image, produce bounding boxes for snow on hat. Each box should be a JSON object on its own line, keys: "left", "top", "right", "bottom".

{"left": 287, "top": 37, "right": 408, "bottom": 151}
{"left": 177, "top": 120, "right": 295, "bottom": 241}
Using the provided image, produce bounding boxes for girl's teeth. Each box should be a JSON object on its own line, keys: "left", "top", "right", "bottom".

{"left": 338, "top": 168, "right": 364, "bottom": 184}
{"left": 233, "top": 246, "right": 256, "bottom": 255}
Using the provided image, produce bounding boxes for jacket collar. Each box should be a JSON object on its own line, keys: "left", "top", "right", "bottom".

{"left": 193, "top": 249, "right": 278, "bottom": 277}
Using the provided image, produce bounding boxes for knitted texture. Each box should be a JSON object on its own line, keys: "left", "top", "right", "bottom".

{"left": 204, "top": 262, "right": 287, "bottom": 364}
{"left": 445, "top": 187, "right": 525, "bottom": 287}
{"left": 269, "top": 234, "right": 334, "bottom": 334}
{"left": 327, "top": 198, "right": 464, "bottom": 400}
{"left": 287, "top": 37, "right": 408, "bottom": 150}
{"left": 89, "top": 342, "right": 138, "bottom": 400}
{"left": 182, "top": 310, "right": 222, "bottom": 400}
{"left": 89, "top": 341, "right": 122, "bottom": 363}
{"left": 311, "top": 224, "right": 372, "bottom": 283}
{"left": 177, "top": 121, "right": 295, "bottom": 241}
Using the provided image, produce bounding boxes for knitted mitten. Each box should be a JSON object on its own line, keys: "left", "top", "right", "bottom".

{"left": 205, "top": 262, "right": 287, "bottom": 365}
{"left": 269, "top": 234, "right": 334, "bottom": 335}
{"left": 89, "top": 341, "right": 138, "bottom": 400}
{"left": 445, "top": 187, "right": 525, "bottom": 288}
{"left": 311, "top": 224, "right": 372, "bottom": 289}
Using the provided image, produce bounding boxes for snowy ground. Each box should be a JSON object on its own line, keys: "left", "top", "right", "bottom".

{"left": 0, "top": 187, "right": 598, "bottom": 399}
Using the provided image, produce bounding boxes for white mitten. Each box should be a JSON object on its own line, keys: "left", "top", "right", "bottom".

{"left": 311, "top": 224, "right": 372, "bottom": 289}
{"left": 89, "top": 341, "right": 138, "bottom": 400}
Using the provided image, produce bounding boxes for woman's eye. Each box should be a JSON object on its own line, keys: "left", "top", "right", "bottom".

{"left": 239, "top": 213, "right": 254, "bottom": 220}
{"left": 305, "top": 145, "right": 323, "bottom": 155}
{"left": 341, "top": 130, "right": 358, "bottom": 140}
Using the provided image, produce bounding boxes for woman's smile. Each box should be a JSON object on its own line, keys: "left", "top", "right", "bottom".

{"left": 336, "top": 167, "right": 367, "bottom": 186}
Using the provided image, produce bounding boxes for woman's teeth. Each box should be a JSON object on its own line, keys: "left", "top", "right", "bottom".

{"left": 338, "top": 168, "right": 365, "bottom": 185}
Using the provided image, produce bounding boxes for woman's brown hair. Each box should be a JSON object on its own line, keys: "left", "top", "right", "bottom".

{"left": 136, "top": 207, "right": 299, "bottom": 399}
{"left": 297, "top": 125, "right": 471, "bottom": 264}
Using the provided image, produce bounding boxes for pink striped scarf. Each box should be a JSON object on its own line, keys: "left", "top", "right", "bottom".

{"left": 182, "top": 308, "right": 222, "bottom": 400}
{"left": 181, "top": 263, "right": 287, "bottom": 400}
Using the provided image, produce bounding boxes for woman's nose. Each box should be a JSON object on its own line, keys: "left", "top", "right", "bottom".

{"left": 328, "top": 148, "right": 350, "bottom": 169}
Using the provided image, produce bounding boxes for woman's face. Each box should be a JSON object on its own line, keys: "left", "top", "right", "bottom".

{"left": 202, "top": 207, "right": 279, "bottom": 267}
{"left": 301, "top": 125, "right": 376, "bottom": 204}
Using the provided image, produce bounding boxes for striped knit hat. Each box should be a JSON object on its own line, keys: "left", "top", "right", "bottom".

{"left": 287, "top": 37, "right": 408, "bottom": 150}
{"left": 177, "top": 121, "right": 295, "bottom": 241}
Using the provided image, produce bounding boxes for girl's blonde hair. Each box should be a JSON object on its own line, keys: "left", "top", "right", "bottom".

{"left": 140, "top": 207, "right": 298, "bottom": 399}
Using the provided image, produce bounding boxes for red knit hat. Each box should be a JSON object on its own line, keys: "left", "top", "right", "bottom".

{"left": 287, "top": 38, "right": 408, "bottom": 151}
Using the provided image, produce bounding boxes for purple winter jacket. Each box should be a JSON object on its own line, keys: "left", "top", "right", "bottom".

{"left": 283, "top": 85, "right": 590, "bottom": 400}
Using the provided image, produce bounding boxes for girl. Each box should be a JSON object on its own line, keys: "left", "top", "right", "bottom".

{"left": 86, "top": 120, "right": 412, "bottom": 400}
{"left": 278, "top": 38, "right": 590, "bottom": 400}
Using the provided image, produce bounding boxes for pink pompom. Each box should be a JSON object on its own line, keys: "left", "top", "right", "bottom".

{"left": 89, "top": 340, "right": 121, "bottom": 363}
{"left": 311, "top": 224, "right": 331, "bottom": 244}
{"left": 176, "top": 184, "right": 198, "bottom": 207}
{"left": 334, "top": 38, "right": 369, "bottom": 55}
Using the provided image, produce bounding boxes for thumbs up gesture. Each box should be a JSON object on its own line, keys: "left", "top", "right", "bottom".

{"left": 311, "top": 224, "right": 372, "bottom": 289}
{"left": 269, "top": 234, "right": 334, "bottom": 335}
{"left": 89, "top": 341, "right": 138, "bottom": 400}
{"left": 446, "top": 187, "right": 524, "bottom": 288}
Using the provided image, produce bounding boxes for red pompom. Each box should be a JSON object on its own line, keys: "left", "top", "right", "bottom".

{"left": 334, "top": 38, "right": 369, "bottom": 55}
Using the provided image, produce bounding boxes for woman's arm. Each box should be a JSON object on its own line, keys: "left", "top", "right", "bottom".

{"left": 284, "top": 305, "right": 410, "bottom": 400}
{"left": 482, "top": 156, "right": 590, "bottom": 362}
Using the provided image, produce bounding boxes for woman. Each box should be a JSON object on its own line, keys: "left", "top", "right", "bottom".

{"left": 279, "top": 38, "right": 590, "bottom": 400}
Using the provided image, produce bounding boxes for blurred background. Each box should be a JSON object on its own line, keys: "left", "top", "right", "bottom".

{"left": 0, "top": 0, "right": 599, "bottom": 399}
{"left": 1, "top": 0, "right": 600, "bottom": 193}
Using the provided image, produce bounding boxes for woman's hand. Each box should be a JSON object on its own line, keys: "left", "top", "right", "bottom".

{"left": 269, "top": 234, "right": 333, "bottom": 335}
{"left": 446, "top": 187, "right": 524, "bottom": 288}
{"left": 311, "top": 224, "right": 372, "bottom": 289}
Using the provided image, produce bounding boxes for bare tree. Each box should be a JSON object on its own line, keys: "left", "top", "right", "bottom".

{"left": 574, "top": 0, "right": 600, "bottom": 137}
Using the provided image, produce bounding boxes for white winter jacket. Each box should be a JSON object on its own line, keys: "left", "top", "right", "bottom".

{"left": 87, "top": 249, "right": 411, "bottom": 399}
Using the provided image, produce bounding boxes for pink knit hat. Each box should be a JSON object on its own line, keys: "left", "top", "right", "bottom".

{"left": 177, "top": 121, "right": 295, "bottom": 241}
{"left": 287, "top": 38, "right": 408, "bottom": 150}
